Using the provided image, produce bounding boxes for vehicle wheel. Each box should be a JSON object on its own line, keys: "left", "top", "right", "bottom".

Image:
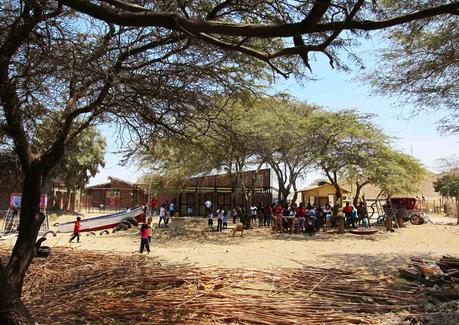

{"left": 120, "top": 221, "right": 132, "bottom": 229}
{"left": 125, "top": 217, "right": 138, "bottom": 227}
{"left": 36, "top": 246, "right": 51, "bottom": 258}
{"left": 43, "top": 230, "right": 57, "bottom": 237}
{"left": 377, "top": 215, "right": 386, "bottom": 225}
{"left": 410, "top": 214, "right": 424, "bottom": 225}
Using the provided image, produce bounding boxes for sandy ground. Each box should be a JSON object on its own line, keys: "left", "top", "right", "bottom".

{"left": 2, "top": 213, "right": 458, "bottom": 272}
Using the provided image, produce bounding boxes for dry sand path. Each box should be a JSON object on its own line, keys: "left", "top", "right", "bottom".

{"left": 2, "top": 215, "right": 457, "bottom": 272}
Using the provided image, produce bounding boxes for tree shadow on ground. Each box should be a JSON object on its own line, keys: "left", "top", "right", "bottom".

{"left": 315, "top": 251, "right": 448, "bottom": 275}
{"left": 152, "top": 217, "right": 396, "bottom": 246}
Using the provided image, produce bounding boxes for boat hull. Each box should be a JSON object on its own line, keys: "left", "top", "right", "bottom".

{"left": 58, "top": 207, "right": 144, "bottom": 233}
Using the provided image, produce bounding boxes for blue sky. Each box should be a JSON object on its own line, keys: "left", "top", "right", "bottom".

{"left": 90, "top": 38, "right": 458, "bottom": 186}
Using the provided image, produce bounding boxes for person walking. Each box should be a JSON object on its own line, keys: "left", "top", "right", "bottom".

{"left": 69, "top": 216, "right": 81, "bottom": 243}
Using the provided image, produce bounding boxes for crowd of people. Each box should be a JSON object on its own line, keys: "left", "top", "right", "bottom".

{"left": 135, "top": 198, "right": 369, "bottom": 253}
{"left": 203, "top": 200, "right": 369, "bottom": 234}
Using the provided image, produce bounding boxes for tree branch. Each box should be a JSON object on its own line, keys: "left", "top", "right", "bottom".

{"left": 56, "top": 0, "right": 459, "bottom": 37}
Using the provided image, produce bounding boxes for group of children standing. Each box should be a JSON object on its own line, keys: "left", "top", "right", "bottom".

{"left": 208, "top": 208, "right": 228, "bottom": 231}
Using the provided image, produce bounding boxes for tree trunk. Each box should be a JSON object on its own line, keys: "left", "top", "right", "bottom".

{"left": 334, "top": 186, "right": 342, "bottom": 216}
{"left": 0, "top": 267, "right": 34, "bottom": 325}
{"left": 456, "top": 196, "right": 459, "bottom": 225}
{"left": 291, "top": 189, "right": 298, "bottom": 205}
{"left": 66, "top": 188, "right": 72, "bottom": 212}
{"left": 0, "top": 163, "right": 44, "bottom": 324}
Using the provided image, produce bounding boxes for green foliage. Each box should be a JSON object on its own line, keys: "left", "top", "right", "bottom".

{"left": 307, "top": 109, "right": 386, "bottom": 179}
{"left": 0, "top": 124, "right": 105, "bottom": 192}
{"left": 434, "top": 174, "right": 459, "bottom": 199}
{"left": 372, "top": 148, "right": 426, "bottom": 197}
{"left": 370, "top": 0, "right": 459, "bottom": 134}
{"left": 139, "top": 94, "right": 428, "bottom": 204}
{"left": 48, "top": 127, "right": 105, "bottom": 191}
{"left": 342, "top": 143, "right": 426, "bottom": 197}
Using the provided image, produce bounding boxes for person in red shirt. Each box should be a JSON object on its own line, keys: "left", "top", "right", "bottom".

{"left": 140, "top": 222, "right": 151, "bottom": 253}
{"left": 264, "top": 203, "right": 273, "bottom": 227}
{"left": 69, "top": 216, "right": 81, "bottom": 243}
{"left": 296, "top": 203, "right": 306, "bottom": 232}
{"left": 342, "top": 202, "right": 355, "bottom": 228}
{"left": 150, "top": 197, "right": 158, "bottom": 216}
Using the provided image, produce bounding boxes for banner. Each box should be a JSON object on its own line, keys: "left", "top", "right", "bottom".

{"left": 106, "top": 190, "right": 121, "bottom": 206}
{"left": 10, "top": 193, "right": 48, "bottom": 209}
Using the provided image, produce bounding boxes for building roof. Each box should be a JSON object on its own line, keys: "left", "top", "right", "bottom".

{"left": 86, "top": 176, "right": 136, "bottom": 189}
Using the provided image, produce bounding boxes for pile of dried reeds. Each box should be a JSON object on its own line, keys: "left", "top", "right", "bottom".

{"left": 399, "top": 255, "right": 459, "bottom": 303}
{"left": 399, "top": 256, "right": 459, "bottom": 286}
{"left": 16, "top": 248, "right": 424, "bottom": 324}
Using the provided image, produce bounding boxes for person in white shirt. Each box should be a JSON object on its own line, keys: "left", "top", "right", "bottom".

{"left": 217, "top": 208, "right": 224, "bottom": 231}
{"left": 251, "top": 206, "right": 257, "bottom": 224}
{"left": 204, "top": 200, "right": 212, "bottom": 217}
{"left": 207, "top": 209, "right": 213, "bottom": 228}
{"left": 158, "top": 204, "right": 166, "bottom": 227}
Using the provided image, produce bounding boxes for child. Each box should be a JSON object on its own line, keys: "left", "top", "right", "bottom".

{"left": 158, "top": 204, "right": 166, "bottom": 227}
{"left": 217, "top": 208, "right": 224, "bottom": 231}
{"left": 140, "top": 223, "right": 150, "bottom": 253}
{"left": 222, "top": 210, "right": 228, "bottom": 229}
{"left": 147, "top": 216, "right": 153, "bottom": 243}
{"left": 69, "top": 216, "right": 81, "bottom": 243}
{"left": 208, "top": 210, "right": 214, "bottom": 228}
{"left": 231, "top": 208, "right": 238, "bottom": 224}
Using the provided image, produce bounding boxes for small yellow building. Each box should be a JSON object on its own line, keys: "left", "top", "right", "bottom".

{"left": 297, "top": 182, "right": 351, "bottom": 206}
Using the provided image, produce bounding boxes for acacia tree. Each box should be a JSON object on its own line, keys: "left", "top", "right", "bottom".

{"left": 434, "top": 171, "right": 459, "bottom": 225}
{"left": 2, "top": 0, "right": 458, "bottom": 323}
{"left": 253, "top": 97, "right": 317, "bottom": 204}
{"left": 57, "top": 0, "right": 459, "bottom": 77}
{"left": 0, "top": 1, "right": 273, "bottom": 323}
{"left": 45, "top": 126, "right": 106, "bottom": 210}
{"left": 138, "top": 96, "right": 268, "bottom": 221}
{"left": 0, "top": 125, "right": 105, "bottom": 204}
{"left": 307, "top": 110, "right": 384, "bottom": 213}
{"left": 343, "top": 145, "right": 426, "bottom": 206}
{"left": 435, "top": 175, "right": 459, "bottom": 224}
{"left": 369, "top": 0, "right": 459, "bottom": 134}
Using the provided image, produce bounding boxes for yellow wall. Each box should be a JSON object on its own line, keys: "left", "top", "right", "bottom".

{"left": 301, "top": 184, "right": 350, "bottom": 206}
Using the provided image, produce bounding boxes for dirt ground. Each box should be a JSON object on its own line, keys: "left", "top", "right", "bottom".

{"left": 2, "top": 213, "right": 458, "bottom": 273}
{"left": 1, "top": 214, "right": 459, "bottom": 324}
